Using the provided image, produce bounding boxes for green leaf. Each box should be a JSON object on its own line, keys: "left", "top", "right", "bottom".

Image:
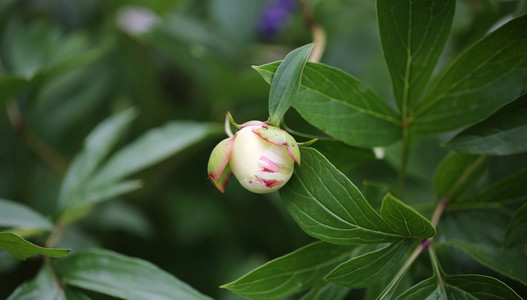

{"left": 411, "top": 15, "right": 527, "bottom": 136}
{"left": 267, "top": 43, "right": 313, "bottom": 126}
{"left": 280, "top": 148, "right": 403, "bottom": 245}
{"left": 313, "top": 140, "right": 376, "bottom": 172}
{"left": 325, "top": 240, "right": 417, "bottom": 288}
{"left": 377, "top": 0, "right": 455, "bottom": 112}
{"left": 87, "top": 121, "right": 220, "bottom": 187}
{"left": 446, "top": 94, "right": 527, "bottom": 155}
{"left": 444, "top": 274, "right": 522, "bottom": 300}
{"left": 53, "top": 248, "right": 211, "bottom": 300}
{"left": 64, "top": 288, "right": 92, "bottom": 300}
{"left": 8, "top": 266, "right": 65, "bottom": 300}
{"left": 222, "top": 242, "right": 359, "bottom": 300}
{"left": 362, "top": 181, "right": 393, "bottom": 212}
{"left": 504, "top": 202, "right": 527, "bottom": 248}
{"left": 395, "top": 276, "right": 445, "bottom": 300}
{"left": 458, "top": 167, "right": 527, "bottom": 204}
{"left": 300, "top": 283, "right": 349, "bottom": 300}
{"left": 0, "top": 199, "right": 53, "bottom": 231}
{"left": 254, "top": 62, "right": 401, "bottom": 147}
{"left": 434, "top": 153, "right": 488, "bottom": 201}
{"left": 379, "top": 194, "right": 436, "bottom": 238}
{"left": 446, "top": 240, "right": 527, "bottom": 286}
{"left": 0, "top": 232, "right": 70, "bottom": 260}
{"left": 59, "top": 180, "right": 143, "bottom": 225}
{"left": 397, "top": 274, "right": 521, "bottom": 300}
{"left": 58, "top": 108, "right": 138, "bottom": 210}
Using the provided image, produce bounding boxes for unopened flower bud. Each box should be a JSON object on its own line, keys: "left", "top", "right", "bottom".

{"left": 208, "top": 121, "right": 300, "bottom": 194}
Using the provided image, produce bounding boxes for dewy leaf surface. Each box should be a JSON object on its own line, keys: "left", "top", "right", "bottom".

{"left": 0, "top": 232, "right": 70, "bottom": 260}
{"left": 268, "top": 43, "right": 313, "bottom": 126}
{"left": 446, "top": 94, "right": 527, "bottom": 155}
{"left": 377, "top": 0, "right": 455, "bottom": 111}
{"left": 222, "top": 242, "right": 359, "bottom": 300}
{"left": 503, "top": 202, "right": 527, "bottom": 248}
{"left": 411, "top": 15, "right": 527, "bottom": 135}
{"left": 325, "top": 240, "right": 417, "bottom": 288}
{"left": 255, "top": 62, "right": 401, "bottom": 147}
{"left": 280, "top": 148, "right": 403, "bottom": 244}
{"left": 379, "top": 194, "right": 435, "bottom": 238}
{"left": 0, "top": 198, "right": 53, "bottom": 231}
{"left": 53, "top": 248, "right": 211, "bottom": 300}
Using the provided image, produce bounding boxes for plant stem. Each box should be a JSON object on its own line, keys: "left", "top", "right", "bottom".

{"left": 378, "top": 240, "right": 427, "bottom": 300}
{"left": 397, "top": 124, "right": 409, "bottom": 199}
{"left": 301, "top": 2, "right": 326, "bottom": 63}
{"left": 428, "top": 244, "right": 447, "bottom": 296}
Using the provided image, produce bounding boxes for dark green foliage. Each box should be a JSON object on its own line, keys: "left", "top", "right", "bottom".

{"left": 1, "top": 0, "right": 526, "bottom": 299}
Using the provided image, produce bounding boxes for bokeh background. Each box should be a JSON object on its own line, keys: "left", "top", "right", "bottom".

{"left": 0, "top": 0, "right": 524, "bottom": 299}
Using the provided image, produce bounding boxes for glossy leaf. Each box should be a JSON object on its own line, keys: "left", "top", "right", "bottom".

{"left": 458, "top": 167, "right": 527, "bottom": 204}
{"left": 411, "top": 15, "right": 527, "bottom": 135}
{"left": 362, "top": 181, "right": 393, "bottom": 212}
{"left": 0, "top": 232, "right": 70, "bottom": 260}
{"left": 88, "top": 121, "right": 221, "bottom": 187}
{"left": 53, "top": 248, "right": 211, "bottom": 300}
{"left": 434, "top": 152, "right": 488, "bottom": 201}
{"left": 504, "top": 202, "right": 527, "bottom": 248}
{"left": 446, "top": 94, "right": 527, "bottom": 155}
{"left": 58, "top": 108, "right": 138, "bottom": 210}
{"left": 377, "top": 0, "right": 455, "bottom": 111}
{"left": 0, "top": 199, "right": 53, "bottom": 231}
{"left": 379, "top": 194, "right": 436, "bottom": 238}
{"left": 254, "top": 62, "right": 401, "bottom": 147}
{"left": 325, "top": 240, "right": 416, "bottom": 288}
{"left": 222, "top": 242, "right": 358, "bottom": 300}
{"left": 7, "top": 266, "right": 65, "bottom": 300}
{"left": 300, "top": 284, "right": 349, "bottom": 300}
{"left": 268, "top": 43, "right": 313, "bottom": 126}
{"left": 280, "top": 148, "right": 402, "bottom": 244}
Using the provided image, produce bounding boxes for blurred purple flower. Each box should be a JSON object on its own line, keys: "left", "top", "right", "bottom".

{"left": 258, "top": 0, "right": 297, "bottom": 38}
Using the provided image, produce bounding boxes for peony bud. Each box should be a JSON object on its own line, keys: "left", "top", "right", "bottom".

{"left": 208, "top": 121, "right": 300, "bottom": 194}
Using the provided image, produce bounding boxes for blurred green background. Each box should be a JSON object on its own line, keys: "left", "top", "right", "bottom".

{"left": 0, "top": 0, "right": 523, "bottom": 299}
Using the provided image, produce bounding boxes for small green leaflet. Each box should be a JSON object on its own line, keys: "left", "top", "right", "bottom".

{"left": 0, "top": 232, "right": 70, "bottom": 260}
{"left": 267, "top": 43, "right": 313, "bottom": 126}
{"left": 380, "top": 194, "right": 436, "bottom": 238}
